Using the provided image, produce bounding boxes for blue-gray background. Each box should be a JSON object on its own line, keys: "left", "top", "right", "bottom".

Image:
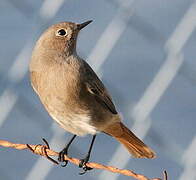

{"left": 0, "top": 0, "right": 196, "bottom": 180}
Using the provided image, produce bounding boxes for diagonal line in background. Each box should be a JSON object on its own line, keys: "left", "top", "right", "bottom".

{"left": 167, "top": 2, "right": 196, "bottom": 179}
{"left": 1, "top": 0, "right": 196, "bottom": 179}
{"left": 179, "top": 136, "right": 196, "bottom": 180}
{"left": 131, "top": 2, "right": 196, "bottom": 180}
{"left": 25, "top": 124, "right": 65, "bottom": 180}
{"left": 24, "top": 1, "right": 70, "bottom": 180}
{"left": 0, "top": 0, "right": 69, "bottom": 180}
{"left": 106, "top": 0, "right": 165, "bottom": 45}
{"left": 87, "top": 0, "right": 136, "bottom": 72}
{"left": 131, "top": 53, "right": 184, "bottom": 123}
{"left": 0, "top": 45, "right": 32, "bottom": 127}
{"left": 100, "top": 0, "right": 196, "bottom": 180}
{"left": 95, "top": 1, "right": 139, "bottom": 179}
{"left": 131, "top": 0, "right": 196, "bottom": 167}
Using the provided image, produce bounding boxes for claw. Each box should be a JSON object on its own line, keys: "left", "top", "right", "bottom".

{"left": 61, "top": 160, "right": 69, "bottom": 167}
{"left": 58, "top": 149, "right": 69, "bottom": 167}
{"left": 58, "top": 149, "right": 67, "bottom": 162}
{"left": 79, "top": 165, "right": 93, "bottom": 175}
{"left": 79, "top": 159, "right": 85, "bottom": 168}
{"left": 58, "top": 135, "right": 77, "bottom": 167}
{"left": 78, "top": 135, "right": 96, "bottom": 174}
{"left": 78, "top": 156, "right": 93, "bottom": 175}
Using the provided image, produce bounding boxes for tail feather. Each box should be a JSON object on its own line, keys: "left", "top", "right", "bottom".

{"left": 103, "top": 122, "right": 156, "bottom": 158}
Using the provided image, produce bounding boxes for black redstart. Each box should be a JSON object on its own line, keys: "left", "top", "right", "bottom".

{"left": 29, "top": 20, "right": 155, "bottom": 173}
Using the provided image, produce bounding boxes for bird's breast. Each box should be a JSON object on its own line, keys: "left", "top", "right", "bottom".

{"left": 44, "top": 99, "right": 97, "bottom": 136}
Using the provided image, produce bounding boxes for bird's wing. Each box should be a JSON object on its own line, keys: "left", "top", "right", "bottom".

{"left": 83, "top": 60, "right": 117, "bottom": 114}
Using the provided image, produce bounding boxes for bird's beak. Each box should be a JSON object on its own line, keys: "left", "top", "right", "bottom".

{"left": 77, "top": 20, "right": 93, "bottom": 30}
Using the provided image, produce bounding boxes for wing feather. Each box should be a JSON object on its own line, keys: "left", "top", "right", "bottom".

{"left": 83, "top": 61, "right": 117, "bottom": 114}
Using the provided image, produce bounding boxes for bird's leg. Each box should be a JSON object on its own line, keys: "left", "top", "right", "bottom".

{"left": 58, "top": 134, "right": 77, "bottom": 167}
{"left": 79, "top": 135, "right": 96, "bottom": 175}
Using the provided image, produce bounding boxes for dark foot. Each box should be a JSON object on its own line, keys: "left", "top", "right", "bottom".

{"left": 58, "top": 149, "right": 69, "bottom": 167}
{"left": 58, "top": 135, "right": 77, "bottom": 167}
{"left": 78, "top": 155, "right": 93, "bottom": 175}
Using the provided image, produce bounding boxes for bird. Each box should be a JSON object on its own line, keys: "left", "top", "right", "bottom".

{"left": 29, "top": 20, "right": 156, "bottom": 173}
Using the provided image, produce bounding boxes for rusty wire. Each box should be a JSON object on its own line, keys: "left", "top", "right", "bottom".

{"left": 0, "top": 139, "right": 167, "bottom": 180}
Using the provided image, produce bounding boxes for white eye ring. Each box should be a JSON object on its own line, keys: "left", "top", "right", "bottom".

{"left": 56, "top": 29, "right": 67, "bottom": 37}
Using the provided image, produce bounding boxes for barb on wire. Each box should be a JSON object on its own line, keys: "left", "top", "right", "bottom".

{"left": 163, "top": 170, "right": 168, "bottom": 180}
{"left": 0, "top": 139, "right": 167, "bottom": 180}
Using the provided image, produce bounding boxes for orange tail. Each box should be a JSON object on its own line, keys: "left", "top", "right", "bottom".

{"left": 103, "top": 122, "right": 156, "bottom": 158}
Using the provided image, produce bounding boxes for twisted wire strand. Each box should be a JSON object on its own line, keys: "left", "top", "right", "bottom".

{"left": 0, "top": 139, "right": 167, "bottom": 180}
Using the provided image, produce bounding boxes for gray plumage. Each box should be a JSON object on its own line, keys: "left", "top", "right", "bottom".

{"left": 29, "top": 21, "right": 156, "bottom": 158}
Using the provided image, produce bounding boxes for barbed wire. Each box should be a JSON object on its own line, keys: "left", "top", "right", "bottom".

{"left": 0, "top": 139, "right": 167, "bottom": 180}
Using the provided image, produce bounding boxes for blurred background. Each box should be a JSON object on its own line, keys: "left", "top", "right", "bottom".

{"left": 0, "top": 0, "right": 196, "bottom": 179}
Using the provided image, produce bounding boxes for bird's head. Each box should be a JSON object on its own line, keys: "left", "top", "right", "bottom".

{"left": 36, "top": 20, "right": 92, "bottom": 56}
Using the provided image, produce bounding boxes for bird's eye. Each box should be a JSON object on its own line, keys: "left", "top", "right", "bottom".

{"left": 56, "top": 29, "right": 67, "bottom": 36}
